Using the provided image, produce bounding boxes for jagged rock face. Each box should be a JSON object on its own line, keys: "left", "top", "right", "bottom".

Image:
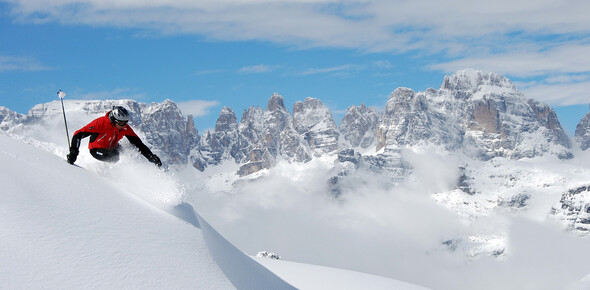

{"left": 237, "top": 148, "right": 275, "bottom": 177}
{"left": 215, "top": 106, "right": 238, "bottom": 132}
{"left": 376, "top": 87, "right": 461, "bottom": 152}
{"left": 469, "top": 99, "right": 500, "bottom": 134}
{"left": 575, "top": 109, "right": 590, "bottom": 150}
{"left": 263, "top": 93, "right": 311, "bottom": 163}
{"left": 377, "top": 70, "right": 572, "bottom": 160}
{"left": 238, "top": 106, "right": 265, "bottom": 162}
{"left": 551, "top": 185, "right": 590, "bottom": 235}
{"left": 463, "top": 95, "right": 572, "bottom": 160}
{"left": 139, "top": 100, "right": 199, "bottom": 165}
{"left": 527, "top": 100, "right": 573, "bottom": 158}
{"left": 198, "top": 107, "right": 241, "bottom": 165}
{"left": 204, "top": 95, "right": 338, "bottom": 175}
{"left": 293, "top": 97, "right": 339, "bottom": 157}
{"left": 339, "top": 104, "right": 379, "bottom": 149}
{"left": 235, "top": 94, "right": 311, "bottom": 175}
{"left": 279, "top": 128, "right": 312, "bottom": 162}
{"left": 451, "top": 70, "right": 571, "bottom": 159}
{"left": 262, "top": 94, "right": 291, "bottom": 156}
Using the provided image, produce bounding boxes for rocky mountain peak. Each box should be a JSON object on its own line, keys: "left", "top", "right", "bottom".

{"left": 293, "top": 97, "right": 339, "bottom": 157}
{"left": 389, "top": 87, "right": 416, "bottom": 101}
{"left": 239, "top": 106, "right": 264, "bottom": 142}
{"left": 145, "top": 99, "right": 175, "bottom": 111}
{"left": 236, "top": 94, "right": 312, "bottom": 175}
{"left": 377, "top": 86, "right": 455, "bottom": 151}
{"left": 215, "top": 107, "right": 238, "bottom": 132}
{"left": 143, "top": 99, "right": 181, "bottom": 118}
{"left": 267, "top": 93, "right": 287, "bottom": 112}
{"left": 339, "top": 104, "right": 379, "bottom": 149}
{"left": 292, "top": 97, "right": 333, "bottom": 131}
{"left": 575, "top": 110, "right": 590, "bottom": 150}
{"left": 138, "top": 100, "right": 199, "bottom": 164}
{"left": 441, "top": 69, "right": 517, "bottom": 99}
{"left": 376, "top": 70, "right": 571, "bottom": 159}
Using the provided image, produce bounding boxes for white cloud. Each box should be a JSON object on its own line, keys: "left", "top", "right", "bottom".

{"left": 194, "top": 69, "right": 225, "bottom": 75}
{"left": 7, "top": 1, "right": 590, "bottom": 61}
{"left": 300, "top": 64, "right": 358, "bottom": 76}
{"left": 187, "top": 150, "right": 590, "bottom": 289}
{"left": 428, "top": 43, "right": 590, "bottom": 78}
{"left": 176, "top": 100, "right": 219, "bottom": 117}
{"left": 516, "top": 79, "right": 590, "bottom": 106}
{"left": 238, "top": 64, "right": 278, "bottom": 74}
{"left": 6, "top": 0, "right": 590, "bottom": 106}
{"left": 428, "top": 43, "right": 590, "bottom": 106}
{"left": 372, "top": 60, "right": 393, "bottom": 69}
{"left": 545, "top": 74, "right": 590, "bottom": 84}
{"left": 7, "top": 0, "right": 589, "bottom": 53}
{"left": 0, "top": 55, "right": 51, "bottom": 72}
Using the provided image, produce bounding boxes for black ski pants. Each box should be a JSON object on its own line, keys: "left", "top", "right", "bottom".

{"left": 90, "top": 147, "right": 120, "bottom": 163}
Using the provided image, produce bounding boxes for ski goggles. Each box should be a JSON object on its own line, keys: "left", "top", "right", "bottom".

{"left": 115, "top": 120, "right": 128, "bottom": 126}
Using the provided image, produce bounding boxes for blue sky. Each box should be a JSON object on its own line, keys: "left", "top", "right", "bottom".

{"left": 1, "top": 0, "right": 589, "bottom": 136}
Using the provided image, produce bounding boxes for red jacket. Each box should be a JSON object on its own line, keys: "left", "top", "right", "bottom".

{"left": 74, "top": 113, "right": 138, "bottom": 150}
{"left": 71, "top": 112, "right": 153, "bottom": 158}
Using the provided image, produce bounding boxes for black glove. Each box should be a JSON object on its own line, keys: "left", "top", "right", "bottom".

{"left": 67, "top": 148, "right": 79, "bottom": 164}
{"left": 148, "top": 154, "right": 162, "bottom": 167}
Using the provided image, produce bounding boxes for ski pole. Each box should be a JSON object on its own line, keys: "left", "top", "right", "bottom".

{"left": 57, "top": 90, "right": 71, "bottom": 148}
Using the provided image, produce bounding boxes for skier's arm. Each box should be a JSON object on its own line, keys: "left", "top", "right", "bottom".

{"left": 126, "top": 135, "right": 152, "bottom": 157}
{"left": 67, "top": 119, "right": 101, "bottom": 164}
{"left": 70, "top": 131, "right": 93, "bottom": 151}
{"left": 67, "top": 131, "right": 96, "bottom": 164}
{"left": 126, "top": 135, "right": 162, "bottom": 167}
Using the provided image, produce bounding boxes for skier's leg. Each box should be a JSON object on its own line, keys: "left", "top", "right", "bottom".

{"left": 90, "top": 148, "right": 120, "bottom": 163}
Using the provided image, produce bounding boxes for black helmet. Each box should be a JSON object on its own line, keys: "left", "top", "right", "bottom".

{"left": 109, "top": 106, "right": 130, "bottom": 124}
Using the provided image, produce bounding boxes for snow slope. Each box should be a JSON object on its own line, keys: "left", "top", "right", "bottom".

{"left": 0, "top": 133, "right": 424, "bottom": 289}
{"left": 0, "top": 133, "right": 289, "bottom": 289}
{"left": 255, "top": 258, "right": 430, "bottom": 290}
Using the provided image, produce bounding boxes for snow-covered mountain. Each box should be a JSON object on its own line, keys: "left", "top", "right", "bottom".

{"left": 198, "top": 70, "right": 575, "bottom": 180}
{"left": 376, "top": 70, "right": 571, "bottom": 160}
{"left": 0, "top": 70, "right": 580, "bottom": 175}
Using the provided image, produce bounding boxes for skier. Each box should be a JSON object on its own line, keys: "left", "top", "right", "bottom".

{"left": 66, "top": 106, "right": 162, "bottom": 167}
